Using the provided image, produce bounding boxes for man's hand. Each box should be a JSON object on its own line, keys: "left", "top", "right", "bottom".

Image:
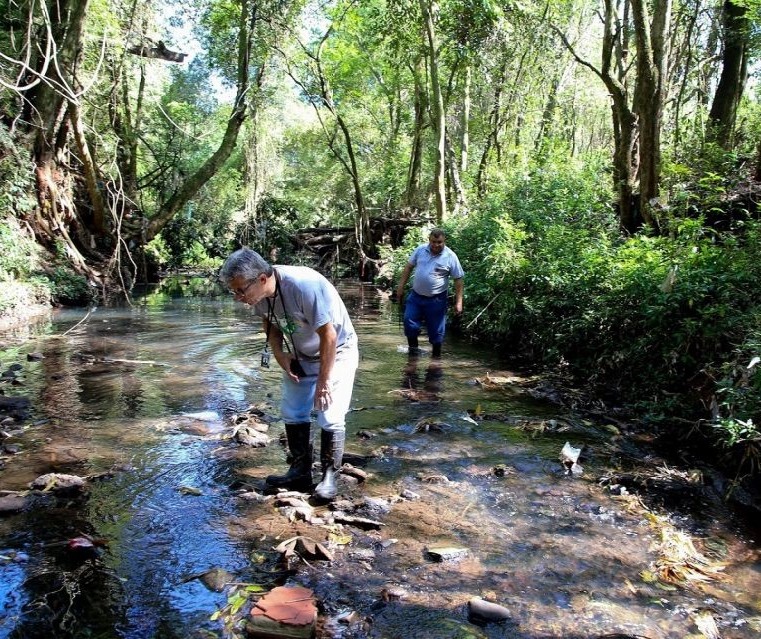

{"left": 314, "top": 380, "right": 332, "bottom": 411}
{"left": 277, "top": 353, "right": 300, "bottom": 382}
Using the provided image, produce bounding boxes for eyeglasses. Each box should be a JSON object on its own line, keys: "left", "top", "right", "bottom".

{"left": 230, "top": 279, "right": 258, "bottom": 298}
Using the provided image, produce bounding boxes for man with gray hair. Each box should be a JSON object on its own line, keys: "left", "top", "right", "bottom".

{"left": 220, "top": 248, "right": 358, "bottom": 500}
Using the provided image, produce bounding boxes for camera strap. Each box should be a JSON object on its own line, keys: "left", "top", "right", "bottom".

{"left": 264, "top": 269, "right": 299, "bottom": 360}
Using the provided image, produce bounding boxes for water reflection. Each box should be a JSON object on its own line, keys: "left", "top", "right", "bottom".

{"left": 0, "top": 277, "right": 759, "bottom": 639}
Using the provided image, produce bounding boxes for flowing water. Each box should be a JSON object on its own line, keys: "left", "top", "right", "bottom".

{"left": 0, "top": 278, "right": 759, "bottom": 639}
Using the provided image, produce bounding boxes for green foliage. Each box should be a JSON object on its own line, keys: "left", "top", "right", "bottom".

{"left": 46, "top": 267, "right": 96, "bottom": 306}
{"left": 0, "top": 216, "right": 38, "bottom": 281}
{"left": 231, "top": 195, "right": 300, "bottom": 258}
{"left": 0, "top": 124, "right": 37, "bottom": 220}
{"left": 420, "top": 158, "right": 761, "bottom": 442}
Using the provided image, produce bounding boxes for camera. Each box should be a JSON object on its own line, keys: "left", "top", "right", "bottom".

{"left": 289, "top": 358, "right": 306, "bottom": 377}
{"left": 260, "top": 350, "right": 270, "bottom": 368}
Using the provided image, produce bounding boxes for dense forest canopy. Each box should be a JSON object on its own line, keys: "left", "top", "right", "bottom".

{"left": 2, "top": 0, "right": 761, "bottom": 477}
{"left": 1, "top": 0, "right": 759, "bottom": 275}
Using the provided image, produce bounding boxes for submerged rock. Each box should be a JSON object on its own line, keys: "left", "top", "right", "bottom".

{"left": 0, "top": 493, "right": 27, "bottom": 514}
{"left": 467, "top": 597, "right": 511, "bottom": 624}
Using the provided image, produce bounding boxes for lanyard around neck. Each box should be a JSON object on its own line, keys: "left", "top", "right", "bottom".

{"left": 264, "top": 269, "right": 297, "bottom": 356}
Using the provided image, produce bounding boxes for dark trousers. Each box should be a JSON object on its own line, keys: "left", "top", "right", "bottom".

{"left": 403, "top": 290, "right": 448, "bottom": 345}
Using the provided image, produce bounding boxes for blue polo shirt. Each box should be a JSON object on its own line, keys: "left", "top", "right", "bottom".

{"left": 409, "top": 245, "right": 464, "bottom": 296}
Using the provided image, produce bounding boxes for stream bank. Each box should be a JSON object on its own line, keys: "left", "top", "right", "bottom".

{"left": 0, "top": 279, "right": 759, "bottom": 639}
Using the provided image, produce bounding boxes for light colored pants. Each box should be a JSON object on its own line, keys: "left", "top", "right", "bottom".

{"left": 280, "top": 346, "right": 358, "bottom": 433}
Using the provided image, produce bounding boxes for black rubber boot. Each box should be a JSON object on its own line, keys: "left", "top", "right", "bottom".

{"left": 266, "top": 422, "right": 313, "bottom": 489}
{"left": 314, "top": 430, "right": 345, "bottom": 500}
{"left": 407, "top": 336, "right": 420, "bottom": 355}
{"left": 432, "top": 343, "right": 442, "bottom": 358}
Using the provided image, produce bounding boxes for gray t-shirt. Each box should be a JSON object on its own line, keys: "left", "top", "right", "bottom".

{"left": 410, "top": 245, "right": 464, "bottom": 296}
{"left": 252, "top": 265, "right": 356, "bottom": 361}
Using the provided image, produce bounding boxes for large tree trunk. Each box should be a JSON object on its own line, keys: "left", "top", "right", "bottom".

{"left": 707, "top": 0, "right": 749, "bottom": 148}
{"left": 28, "top": 0, "right": 101, "bottom": 278}
{"left": 420, "top": 0, "right": 447, "bottom": 223}
{"left": 631, "top": 0, "right": 671, "bottom": 232}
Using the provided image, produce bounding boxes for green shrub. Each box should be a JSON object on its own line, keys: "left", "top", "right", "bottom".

{"left": 0, "top": 216, "right": 39, "bottom": 280}
{"left": 48, "top": 267, "right": 95, "bottom": 306}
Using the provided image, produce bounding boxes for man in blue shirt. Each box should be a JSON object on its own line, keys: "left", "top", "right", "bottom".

{"left": 395, "top": 228, "right": 464, "bottom": 358}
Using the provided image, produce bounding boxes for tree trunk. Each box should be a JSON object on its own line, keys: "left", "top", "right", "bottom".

{"left": 631, "top": 0, "right": 671, "bottom": 231}
{"left": 145, "top": 0, "right": 254, "bottom": 240}
{"left": 27, "top": 0, "right": 102, "bottom": 278}
{"left": 707, "top": 0, "right": 749, "bottom": 148}
{"left": 420, "top": 0, "right": 447, "bottom": 223}
{"left": 555, "top": 0, "right": 641, "bottom": 233}
{"left": 476, "top": 56, "right": 507, "bottom": 198}
{"left": 460, "top": 63, "right": 471, "bottom": 175}
{"left": 404, "top": 56, "right": 427, "bottom": 209}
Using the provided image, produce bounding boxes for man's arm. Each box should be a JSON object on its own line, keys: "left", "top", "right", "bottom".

{"left": 314, "top": 322, "right": 338, "bottom": 410}
{"left": 453, "top": 277, "right": 464, "bottom": 315}
{"left": 263, "top": 317, "right": 299, "bottom": 381}
{"left": 396, "top": 263, "right": 413, "bottom": 303}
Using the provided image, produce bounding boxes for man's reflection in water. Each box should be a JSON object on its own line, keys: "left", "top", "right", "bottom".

{"left": 400, "top": 351, "right": 444, "bottom": 402}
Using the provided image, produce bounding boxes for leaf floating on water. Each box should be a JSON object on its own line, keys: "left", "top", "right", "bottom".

{"left": 329, "top": 532, "right": 353, "bottom": 545}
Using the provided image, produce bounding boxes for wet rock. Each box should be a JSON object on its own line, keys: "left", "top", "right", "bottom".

{"left": 356, "top": 429, "right": 376, "bottom": 439}
{"left": 416, "top": 472, "right": 450, "bottom": 484}
{"left": 0, "top": 494, "right": 27, "bottom": 514}
{"left": 0, "top": 395, "right": 30, "bottom": 419}
{"left": 399, "top": 489, "right": 421, "bottom": 500}
{"left": 331, "top": 512, "right": 385, "bottom": 530}
{"left": 233, "top": 424, "right": 270, "bottom": 447}
{"left": 425, "top": 546, "right": 469, "bottom": 562}
{"left": 27, "top": 352, "right": 44, "bottom": 361}
{"left": 248, "top": 585, "right": 316, "bottom": 638}
{"left": 2, "top": 443, "right": 21, "bottom": 454}
{"left": 380, "top": 584, "right": 408, "bottom": 601}
{"left": 336, "top": 610, "right": 363, "bottom": 625}
{"left": 361, "top": 496, "right": 391, "bottom": 515}
{"left": 200, "top": 567, "right": 235, "bottom": 592}
{"left": 8, "top": 363, "right": 23, "bottom": 372}
{"left": 67, "top": 536, "right": 106, "bottom": 559}
{"left": 467, "top": 597, "right": 511, "bottom": 624}
{"left": 348, "top": 548, "right": 376, "bottom": 562}
{"left": 274, "top": 496, "right": 311, "bottom": 509}
{"left": 238, "top": 489, "right": 271, "bottom": 502}
{"left": 331, "top": 499, "right": 355, "bottom": 512}
{"left": 29, "top": 473, "right": 88, "bottom": 495}
{"left": 340, "top": 464, "right": 367, "bottom": 482}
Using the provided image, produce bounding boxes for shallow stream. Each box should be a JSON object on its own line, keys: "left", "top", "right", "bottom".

{"left": 1, "top": 278, "right": 759, "bottom": 639}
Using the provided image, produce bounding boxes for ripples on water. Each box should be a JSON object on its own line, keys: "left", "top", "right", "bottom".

{"left": 0, "top": 277, "right": 759, "bottom": 639}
